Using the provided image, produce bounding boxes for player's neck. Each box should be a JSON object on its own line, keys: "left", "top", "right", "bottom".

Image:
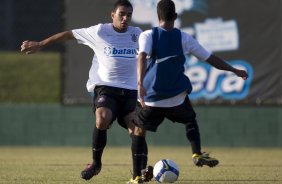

{"left": 112, "top": 24, "right": 127, "bottom": 33}
{"left": 159, "top": 21, "right": 174, "bottom": 31}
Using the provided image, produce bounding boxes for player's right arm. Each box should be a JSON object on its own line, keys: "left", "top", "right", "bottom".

{"left": 137, "top": 30, "right": 153, "bottom": 107}
{"left": 20, "top": 31, "right": 75, "bottom": 54}
{"left": 137, "top": 52, "right": 148, "bottom": 107}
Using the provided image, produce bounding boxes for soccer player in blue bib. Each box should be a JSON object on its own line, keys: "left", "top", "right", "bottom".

{"left": 136, "top": 0, "right": 248, "bottom": 170}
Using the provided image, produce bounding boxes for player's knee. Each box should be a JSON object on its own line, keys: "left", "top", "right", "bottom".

{"left": 133, "top": 126, "right": 146, "bottom": 136}
{"left": 185, "top": 122, "right": 199, "bottom": 138}
{"left": 185, "top": 121, "right": 199, "bottom": 131}
{"left": 128, "top": 126, "right": 145, "bottom": 136}
{"left": 96, "top": 117, "right": 111, "bottom": 130}
{"left": 95, "top": 107, "right": 112, "bottom": 129}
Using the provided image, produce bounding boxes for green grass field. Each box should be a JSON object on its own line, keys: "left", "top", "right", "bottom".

{"left": 0, "top": 147, "right": 281, "bottom": 184}
{"left": 0, "top": 52, "right": 60, "bottom": 103}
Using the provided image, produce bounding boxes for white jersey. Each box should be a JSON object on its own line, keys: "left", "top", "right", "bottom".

{"left": 72, "top": 23, "right": 142, "bottom": 92}
{"left": 138, "top": 29, "right": 211, "bottom": 107}
{"left": 139, "top": 29, "right": 211, "bottom": 60}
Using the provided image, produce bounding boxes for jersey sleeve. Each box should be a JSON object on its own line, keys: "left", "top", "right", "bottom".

{"left": 181, "top": 31, "right": 211, "bottom": 61}
{"left": 138, "top": 30, "right": 153, "bottom": 55}
{"left": 72, "top": 25, "right": 99, "bottom": 48}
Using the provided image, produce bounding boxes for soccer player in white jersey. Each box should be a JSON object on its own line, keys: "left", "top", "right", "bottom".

{"left": 136, "top": 0, "right": 248, "bottom": 170}
{"left": 20, "top": 0, "right": 152, "bottom": 183}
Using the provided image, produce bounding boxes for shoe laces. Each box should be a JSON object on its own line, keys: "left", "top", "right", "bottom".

{"left": 201, "top": 152, "right": 211, "bottom": 158}
{"left": 192, "top": 152, "right": 211, "bottom": 158}
{"left": 85, "top": 163, "right": 101, "bottom": 175}
{"left": 86, "top": 163, "right": 92, "bottom": 169}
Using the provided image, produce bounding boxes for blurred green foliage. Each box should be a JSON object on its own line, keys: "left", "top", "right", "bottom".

{"left": 0, "top": 52, "right": 60, "bottom": 103}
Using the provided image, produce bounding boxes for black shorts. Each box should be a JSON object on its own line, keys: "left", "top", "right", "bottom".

{"left": 93, "top": 85, "right": 137, "bottom": 129}
{"left": 135, "top": 97, "right": 197, "bottom": 132}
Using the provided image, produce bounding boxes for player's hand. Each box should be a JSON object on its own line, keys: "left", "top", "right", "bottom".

{"left": 20, "top": 40, "right": 42, "bottom": 54}
{"left": 235, "top": 69, "right": 248, "bottom": 80}
{"left": 138, "top": 85, "right": 147, "bottom": 107}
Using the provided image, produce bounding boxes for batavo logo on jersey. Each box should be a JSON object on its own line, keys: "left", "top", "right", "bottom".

{"left": 185, "top": 59, "right": 253, "bottom": 100}
{"left": 104, "top": 46, "right": 138, "bottom": 58}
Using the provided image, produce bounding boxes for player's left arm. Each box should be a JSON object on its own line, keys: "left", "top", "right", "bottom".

{"left": 206, "top": 54, "right": 248, "bottom": 80}
{"left": 182, "top": 31, "right": 248, "bottom": 80}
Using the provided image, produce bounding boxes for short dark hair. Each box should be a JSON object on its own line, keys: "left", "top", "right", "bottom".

{"left": 113, "top": 0, "right": 133, "bottom": 12}
{"left": 157, "top": 0, "right": 177, "bottom": 21}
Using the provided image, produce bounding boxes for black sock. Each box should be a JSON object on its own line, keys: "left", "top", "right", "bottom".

{"left": 131, "top": 135, "right": 147, "bottom": 179}
{"left": 185, "top": 122, "right": 201, "bottom": 154}
{"left": 142, "top": 140, "right": 148, "bottom": 169}
{"left": 92, "top": 126, "right": 107, "bottom": 167}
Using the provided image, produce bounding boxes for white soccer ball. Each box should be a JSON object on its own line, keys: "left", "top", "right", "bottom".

{"left": 153, "top": 159, "right": 179, "bottom": 183}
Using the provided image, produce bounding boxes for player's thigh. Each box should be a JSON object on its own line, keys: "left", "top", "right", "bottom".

{"left": 117, "top": 89, "right": 137, "bottom": 129}
{"left": 124, "top": 111, "right": 145, "bottom": 136}
{"left": 135, "top": 103, "right": 165, "bottom": 132}
{"left": 95, "top": 107, "right": 113, "bottom": 129}
{"left": 93, "top": 86, "right": 119, "bottom": 128}
{"left": 166, "top": 97, "right": 196, "bottom": 124}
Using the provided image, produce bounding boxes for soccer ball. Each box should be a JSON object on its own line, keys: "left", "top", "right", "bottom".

{"left": 153, "top": 159, "right": 179, "bottom": 183}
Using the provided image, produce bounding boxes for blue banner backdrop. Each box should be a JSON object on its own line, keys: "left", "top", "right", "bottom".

{"left": 63, "top": 0, "right": 282, "bottom": 105}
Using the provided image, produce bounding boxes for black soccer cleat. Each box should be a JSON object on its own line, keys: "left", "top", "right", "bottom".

{"left": 80, "top": 163, "right": 101, "bottom": 180}
{"left": 192, "top": 152, "right": 219, "bottom": 167}
{"left": 141, "top": 165, "right": 154, "bottom": 182}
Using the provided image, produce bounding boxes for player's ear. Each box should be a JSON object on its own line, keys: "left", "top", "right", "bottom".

{"left": 111, "top": 11, "right": 115, "bottom": 19}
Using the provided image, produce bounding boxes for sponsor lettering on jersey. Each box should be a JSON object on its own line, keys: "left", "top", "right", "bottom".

{"left": 104, "top": 46, "right": 138, "bottom": 58}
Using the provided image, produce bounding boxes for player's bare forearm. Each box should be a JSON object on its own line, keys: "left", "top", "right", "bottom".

{"left": 137, "top": 52, "right": 148, "bottom": 106}
{"left": 206, "top": 54, "right": 236, "bottom": 72}
{"left": 21, "top": 31, "right": 75, "bottom": 54}
{"left": 40, "top": 31, "right": 75, "bottom": 47}
{"left": 137, "top": 52, "right": 147, "bottom": 87}
{"left": 206, "top": 54, "right": 248, "bottom": 79}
